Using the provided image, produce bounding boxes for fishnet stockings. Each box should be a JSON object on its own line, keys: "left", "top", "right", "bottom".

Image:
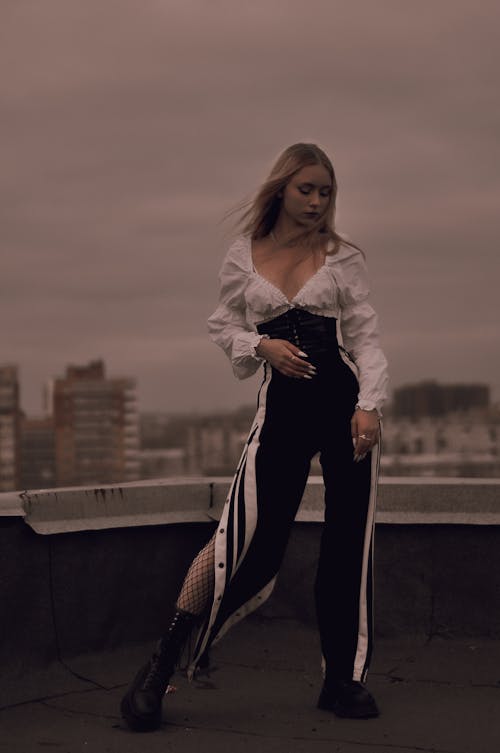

{"left": 176, "top": 533, "right": 216, "bottom": 617}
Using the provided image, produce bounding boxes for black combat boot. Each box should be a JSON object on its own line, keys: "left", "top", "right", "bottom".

{"left": 120, "top": 608, "right": 198, "bottom": 732}
{"left": 317, "top": 678, "right": 380, "bottom": 719}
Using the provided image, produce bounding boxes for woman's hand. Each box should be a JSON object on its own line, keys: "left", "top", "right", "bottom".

{"left": 256, "top": 338, "right": 317, "bottom": 379}
{"left": 351, "top": 407, "right": 380, "bottom": 462}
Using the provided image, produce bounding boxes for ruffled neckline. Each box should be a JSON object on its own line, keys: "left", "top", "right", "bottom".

{"left": 244, "top": 235, "right": 333, "bottom": 306}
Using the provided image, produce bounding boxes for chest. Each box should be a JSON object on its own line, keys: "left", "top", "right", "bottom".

{"left": 251, "top": 244, "right": 326, "bottom": 302}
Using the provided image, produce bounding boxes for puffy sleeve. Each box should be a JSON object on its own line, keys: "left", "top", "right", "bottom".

{"left": 334, "top": 248, "right": 389, "bottom": 416}
{"left": 207, "top": 239, "right": 269, "bottom": 380}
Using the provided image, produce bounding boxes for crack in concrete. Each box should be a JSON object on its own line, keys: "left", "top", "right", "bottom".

{"left": 40, "top": 700, "right": 119, "bottom": 722}
{"left": 0, "top": 682, "right": 125, "bottom": 713}
{"left": 1, "top": 692, "right": 483, "bottom": 753}
{"left": 381, "top": 673, "right": 500, "bottom": 690}
{"left": 211, "top": 660, "right": 500, "bottom": 690}
{"left": 196, "top": 659, "right": 315, "bottom": 675}
{"left": 38, "top": 691, "right": 475, "bottom": 753}
{"left": 165, "top": 719, "right": 466, "bottom": 753}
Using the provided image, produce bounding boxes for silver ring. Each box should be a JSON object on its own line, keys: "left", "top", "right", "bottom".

{"left": 358, "top": 434, "right": 371, "bottom": 440}
{"left": 290, "top": 355, "right": 296, "bottom": 361}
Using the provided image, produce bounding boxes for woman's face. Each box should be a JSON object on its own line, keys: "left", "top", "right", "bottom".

{"left": 280, "top": 163, "right": 332, "bottom": 229}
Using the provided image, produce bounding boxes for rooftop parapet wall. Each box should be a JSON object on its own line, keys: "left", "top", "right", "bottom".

{"left": 1, "top": 476, "right": 500, "bottom": 534}
{"left": 1, "top": 477, "right": 499, "bottom": 675}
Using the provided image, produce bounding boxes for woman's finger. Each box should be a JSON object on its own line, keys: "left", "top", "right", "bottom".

{"left": 266, "top": 340, "right": 317, "bottom": 379}
{"left": 353, "top": 430, "right": 379, "bottom": 460}
{"left": 285, "top": 350, "right": 317, "bottom": 378}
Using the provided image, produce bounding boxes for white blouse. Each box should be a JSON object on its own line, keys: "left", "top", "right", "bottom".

{"left": 207, "top": 234, "right": 389, "bottom": 415}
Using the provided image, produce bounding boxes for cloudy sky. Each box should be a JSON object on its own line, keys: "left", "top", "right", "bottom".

{"left": 2, "top": 0, "right": 499, "bottom": 415}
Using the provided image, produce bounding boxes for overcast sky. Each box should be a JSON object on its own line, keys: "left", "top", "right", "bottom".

{"left": 2, "top": 0, "right": 499, "bottom": 416}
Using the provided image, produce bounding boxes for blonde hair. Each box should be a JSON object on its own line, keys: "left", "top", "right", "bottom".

{"left": 231, "top": 143, "right": 360, "bottom": 255}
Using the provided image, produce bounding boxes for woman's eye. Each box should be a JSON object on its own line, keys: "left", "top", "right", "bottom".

{"left": 298, "top": 186, "right": 331, "bottom": 197}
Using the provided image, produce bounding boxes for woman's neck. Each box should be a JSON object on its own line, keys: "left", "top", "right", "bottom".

{"left": 271, "top": 219, "right": 323, "bottom": 248}
{"left": 272, "top": 216, "right": 300, "bottom": 243}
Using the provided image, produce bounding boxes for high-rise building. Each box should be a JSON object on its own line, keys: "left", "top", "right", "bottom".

{"left": 19, "top": 416, "right": 56, "bottom": 491}
{"left": 0, "top": 365, "right": 20, "bottom": 491}
{"left": 48, "top": 360, "right": 140, "bottom": 487}
{"left": 393, "top": 381, "right": 490, "bottom": 419}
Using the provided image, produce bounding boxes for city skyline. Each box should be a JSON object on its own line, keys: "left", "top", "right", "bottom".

{"left": 3, "top": 361, "right": 499, "bottom": 494}
{"left": 4, "top": 358, "right": 496, "bottom": 419}
{"left": 2, "top": 1, "right": 499, "bottom": 415}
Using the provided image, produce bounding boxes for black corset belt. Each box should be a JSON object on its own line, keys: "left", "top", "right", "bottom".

{"left": 256, "top": 309, "right": 340, "bottom": 359}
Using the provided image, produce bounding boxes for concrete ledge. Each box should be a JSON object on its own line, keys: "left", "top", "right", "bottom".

{"left": 11, "top": 478, "right": 214, "bottom": 534}
{"left": 0, "top": 493, "right": 24, "bottom": 517}
{"left": 1, "top": 476, "right": 499, "bottom": 674}
{"left": 1, "top": 476, "right": 499, "bottom": 533}
{"left": 375, "top": 476, "right": 500, "bottom": 523}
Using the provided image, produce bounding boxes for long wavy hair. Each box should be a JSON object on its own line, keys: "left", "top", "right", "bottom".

{"left": 231, "top": 143, "right": 359, "bottom": 255}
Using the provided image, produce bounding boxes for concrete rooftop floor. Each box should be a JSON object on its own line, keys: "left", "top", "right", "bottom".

{"left": 2, "top": 616, "right": 500, "bottom": 753}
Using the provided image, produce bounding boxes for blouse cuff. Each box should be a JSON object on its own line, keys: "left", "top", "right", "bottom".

{"left": 355, "top": 400, "right": 383, "bottom": 418}
{"left": 249, "top": 332, "right": 270, "bottom": 357}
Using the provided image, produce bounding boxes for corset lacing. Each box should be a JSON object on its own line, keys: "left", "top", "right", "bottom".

{"left": 256, "top": 309, "right": 341, "bottom": 360}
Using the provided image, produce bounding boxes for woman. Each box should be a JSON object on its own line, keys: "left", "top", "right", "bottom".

{"left": 121, "top": 143, "right": 389, "bottom": 731}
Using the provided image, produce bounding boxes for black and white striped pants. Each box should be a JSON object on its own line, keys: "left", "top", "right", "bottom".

{"left": 188, "top": 323, "right": 380, "bottom": 683}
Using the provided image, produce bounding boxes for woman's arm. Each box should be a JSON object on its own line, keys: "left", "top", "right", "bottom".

{"left": 337, "top": 250, "right": 389, "bottom": 417}
{"left": 207, "top": 242, "right": 269, "bottom": 379}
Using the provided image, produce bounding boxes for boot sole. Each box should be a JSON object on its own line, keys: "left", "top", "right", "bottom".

{"left": 317, "top": 691, "right": 380, "bottom": 719}
{"left": 120, "top": 690, "right": 162, "bottom": 732}
{"left": 318, "top": 700, "right": 379, "bottom": 718}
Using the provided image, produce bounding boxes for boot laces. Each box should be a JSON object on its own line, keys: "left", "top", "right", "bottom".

{"left": 141, "top": 650, "right": 170, "bottom": 692}
{"left": 140, "top": 612, "right": 193, "bottom": 693}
